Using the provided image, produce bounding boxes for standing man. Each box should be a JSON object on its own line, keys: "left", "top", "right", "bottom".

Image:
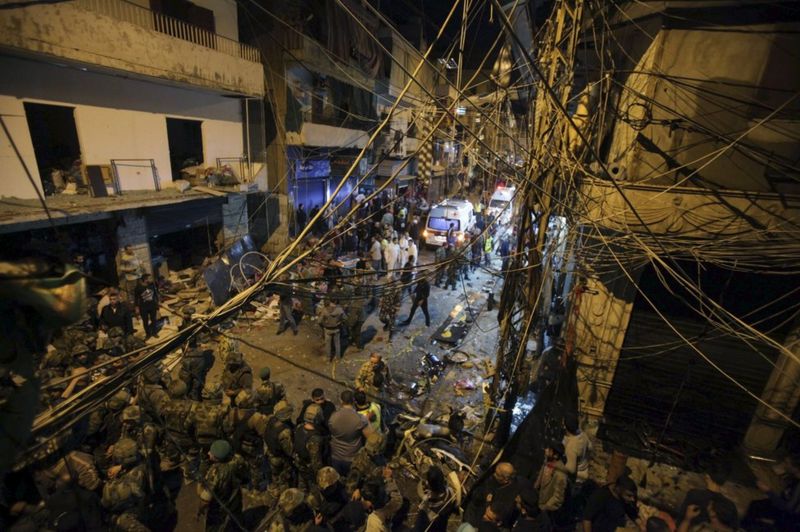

{"left": 118, "top": 245, "right": 142, "bottom": 302}
{"left": 254, "top": 367, "right": 286, "bottom": 415}
{"left": 346, "top": 284, "right": 367, "bottom": 350}
{"left": 446, "top": 223, "right": 456, "bottom": 247}
{"left": 534, "top": 442, "right": 568, "bottom": 517}
{"left": 134, "top": 273, "right": 159, "bottom": 339}
{"left": 328, "top": 390, "right": 371, "bottom": 476}
{"left": 293, "top": 404, "right": 327, "bottom": 491}
{"left": 263, "top": 400, "right": 295, "bottom": 500}
{"left": 355, "top": 353, "right": 391, "bottom": 398}
{"left": 180, "top": 336, "right": 211, "bottom": 401}
{"left": 198, "top": 440, "right": 247, "bottom": 532}
{"left": 435, "top": 244, "right": 448, "bottom": 287}
{"left": 378, "top": 282, "right": 400, "bottom": 340}
{"left": 296, "top": 388, "right": 337, "bottom": 432}
{"left": 276, "top": 282, "right": 298, "bottom": 336}
{"left": 296, "top": 203, "right": 307, "bottom": 233}
{"left": 401, "top": 276, "right": 431, "bottom": 327}
{"left": 370, "top": 237, "right": 383, "bottom": 276}
{"left": 100, "top": 290, "right": 133, "bottom": 337}
{"left": 220, "top": 348, "right": 253, "bottom": 403}
{"left": 318, "top": 298, "right": 347, "bottom": 362}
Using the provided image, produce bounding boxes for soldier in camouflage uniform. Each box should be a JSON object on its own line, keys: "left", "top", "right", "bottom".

{"left": 293, "top": 403, "right": 327, "bottom": 491}
{"left": 101, "top": 438, "right": 149, "bottom": 531}
{"left": 378, "top": 281, "right": 401, "bottom": 340}
{"left": 198, "top": 439, "right": 247, "bottom": 532}
{"left": 345, "top": 432, "right": 386, "bottom": 497}
{"left": 137, "top": 366, "right": 169, "bottom": 423}
{"left": 194, "top": 383, "right": 229, "bottom": 477}
{"left": 160, "top": 379, "right": 197, "bottom": 479}
{"left": 179, "top": 335, "right": 211, "bottom": 401}
{"left": 85, "top": 389, "right": 130, "bottom": 467}
{"left": 344, "top": 282, "right": 367, "bottom": 350}
{"left": 269, "top": 488, "right": 315, "bottom": 532}
{"left": 254, "top": 366, "right": 286, "bottom": 415}
{"left": 308, "top": 466, "right": 365, "bottom": 531}
{"left": 118, "top": 406, "right": 159, "bottom": 469}
{"left": 230, "top": 389, "right": 269, "bottom": 489}
{"left": 264, "top": 400, "right": 295, "bottom": 500}
{"left": 220, "top": 342, "right": 253, "bottom": 404}
{"left": 354, "top": 353, "right": 391, "bottom": 398}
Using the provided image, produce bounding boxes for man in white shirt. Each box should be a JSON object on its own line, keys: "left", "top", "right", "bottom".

{"left": 370, "top": 237, "right": 383, "bottom": 275}
{"left": 559, "top": 413, "right": 592, "bottom": 482}
{"left": 384, "top": 237, "right": 399, "bottom": 277}
{"left": 408, "top": 238, "right": 418, "bottom": 267}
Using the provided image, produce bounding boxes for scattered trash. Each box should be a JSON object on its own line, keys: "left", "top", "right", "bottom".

{"left": 455, "top": 378, "right": 477, "bottom": 391}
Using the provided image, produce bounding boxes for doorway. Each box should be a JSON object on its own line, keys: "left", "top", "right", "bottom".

{"left": 23, "top": 102, "right": 81, "bottom": 196}
{"left": 166, "top": 117, "right": 203, "bottom": 179}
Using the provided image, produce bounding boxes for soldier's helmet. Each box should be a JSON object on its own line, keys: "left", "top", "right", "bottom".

{"left": 168, "top": 379, "right": 188, "bottom": 399}
{"left": 142, "top": 365, "right": 162, "bottom": 384}
{"left": 107, "top": 326, "right": 124, "bottom": 339}
{"left": 210, "top": 439, "right": 232, "bottom": 461}
{"left": 303, "top": 403, "right": 323, "bottom": 425}
{"left": 278, "top": 488, "right": 306, "bottom": 516}
{"left": 201, "top": 382, "right": 222, "bottom": 402}
{"left": 121, "top": 405, "right": 141, "bottom": 424}
{"left": 226, "top": 349, "right": 243, "bottom": 366}
{"left": 273, "top": 400, "right": 294, "bottom": 421}
{"left": 71, "top": 343, "right": 91, "bottom": 357}
{"left": 365, "top": 432, "right": 385, "bottom": 454}
{"left": 235, "top": 389, "right": 254, "bottom": 409}
{"left": 317, "top": 466, "right": 340, "bottom": 490}
{"left": 113, "top": 438, "right": 139, "bottom": 466}
{"left": 258, "top": 366, "right": 271, "bottom": 380}
{"left": 107, "top": 389, "right": 131, "bottom": 411}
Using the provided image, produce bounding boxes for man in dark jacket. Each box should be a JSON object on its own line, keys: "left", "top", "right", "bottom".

{"left": 100, "top": 290, "right": 133, "bottom": 337}
{"left": 134, "top": 273, "right": 159, "bottom": 339}
{"left": 401, "top": 277, "right": 431, "bottom": 327}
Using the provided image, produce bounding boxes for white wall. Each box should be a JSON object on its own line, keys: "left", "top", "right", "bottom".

{"left": 0, "top": 96, "right": 42, "bottom": 199}
{"left": 203, "top": 119, "right": 245, "bottom": 172}
{"left": 0, "top": 57, "right": 246, "bottom": 197}
{"left": 75, "top": 106, "right": 172, "bottom": 188}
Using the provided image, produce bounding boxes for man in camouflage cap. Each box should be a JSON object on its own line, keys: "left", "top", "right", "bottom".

{"left": 263, "top": 400, "right": 295, "bottom": 500}
{"left": 220, "top": 342, "right": 253, "bottom": 403}
{"left": 354, "top": 353, "right": 391, "bottom": 398}
{"left": 137, "top": 366, "right": 168, "bottom": 423}
{"left": 254, "top": 366, "right": 286, "bottom": 415}
{"left": 293, "top": 403, "right": 327, "bottom": 491}
{"left": 179, "top": 335, "right": 211, "bottom": 401}
{"left": 269, "top": 488, "right": 315, "bottom": 532}
{"left": 160, "top": 379, "right": 196, "bottom": 478}
{"left": 101, "top": 438, "right": 149, "bottom": 531}
{"left": 198, "top": 439, "right": 247, "bottom": 532}
{"left": 345, "top": 432, "right": 387, "bottom": 496}
{"left": 194, "top": 383, "right": 229, "bottom": 477}
{"left": 230, "top": 389, "right": 269, "bottom": 489}
{"left": 85, "top": 389, "right": 130, "bottom": 466}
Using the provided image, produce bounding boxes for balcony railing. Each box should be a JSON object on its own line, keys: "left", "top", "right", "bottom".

{"left": 76, "top": 0, "right": 260, "bottom": 63}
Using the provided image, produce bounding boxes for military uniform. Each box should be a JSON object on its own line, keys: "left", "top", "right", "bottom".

{"left": 344, "top": 285, "right": 367, "bottom": 350}
{"left": 355, "top": 359, "right": 390, "bottom": 397}
{"left": 293, "top": 405, "right": 327, "bottom": 491}
{"left": 264, "top": 401, "right": 295, "bottom": 499}
{"left": 160, "top": 381, "right": 197, "bottom": 476}
{"left": 434, "top": 245, "right": 448, "bottom": 286}
{"left": 220, "top": 350, "right": 253, "bottom": 402}
{"left": 345, "top": 433, "right": 386, "bottom": 495}
{"left": 101, "top": 439, "right": 149, "bottom": 531}
{"left": 194, "top": 385, "right": 229, "bottom": 476}
{"left": 230, "top": 391, "right": 269, "bottom": 489}
{"left": 378, "top": 286, "right": 400, "bottom": 339}
{"left": 198, "top": 440, "right": 247, "bottom": 532}
{"left": 179, "top": 346, "right": 210, "bottom": 400}
{"left": 268, "top": 488, "right": 315, "bottom": 532}
{"left": 254, "top": 367, "right": 286, "bottom": 415}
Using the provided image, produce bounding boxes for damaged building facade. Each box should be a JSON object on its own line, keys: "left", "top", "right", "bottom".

{"left": 565, "top": 1, "right": 800, "bottom": 465}
{"left": 0, "top": 0, "right": 274, "bottom": 282}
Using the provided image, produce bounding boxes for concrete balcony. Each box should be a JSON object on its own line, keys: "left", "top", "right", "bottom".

{"left": 284, "top": 32, "right": 376, "bottom": 92}
{"left": 0, "top": 0, "right": 264, "bottom": 97}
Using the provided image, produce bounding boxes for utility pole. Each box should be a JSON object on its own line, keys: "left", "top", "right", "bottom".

{"left": 489, "top": 0, "right": 585, "bottom": 443}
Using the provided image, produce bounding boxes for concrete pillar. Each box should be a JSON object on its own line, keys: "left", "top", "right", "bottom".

{"left": 262, "top": 194, "right": 290, "bottom": 255}
{"left": 221, "top": 194, "right": 249, "bottom": 246}
{"left": 115, "top": 210, "right": 152, "bottom": 295}
{"left": 743, "top": 320, "right": 800, "bottom": 455}
{"left": 571, "top": 232, "right": 642, "bottom": 420}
